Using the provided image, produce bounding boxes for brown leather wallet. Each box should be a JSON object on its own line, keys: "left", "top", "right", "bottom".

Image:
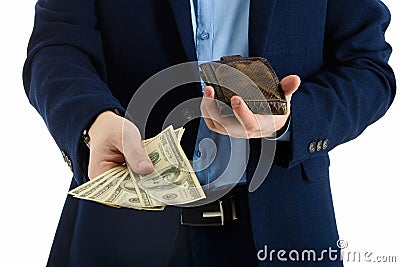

{"left": 199, "top": 55, "right": 287, "bottom": 116}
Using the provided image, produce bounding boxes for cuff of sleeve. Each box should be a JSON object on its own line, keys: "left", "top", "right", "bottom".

{"left": 264, "top": 117, "right": 291, "bottom": 142}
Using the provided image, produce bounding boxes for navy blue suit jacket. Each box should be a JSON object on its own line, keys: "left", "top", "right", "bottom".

{"left": 23, "top": 0, "right": 395, "bottom": 266}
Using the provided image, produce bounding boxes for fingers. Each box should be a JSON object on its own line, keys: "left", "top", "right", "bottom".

{"left": 201, "top": 86, "right": 228, "bottom": 135}
{"left": 87, "top": 111, "right": 154, "bottom": 179}
{"left": 200, "top": 76, "right": 300, "bottom": 139}
{"left": 203, "top": 86, "right": 214, "bottom": 98}
{"left": 88, "top": 151, "right": 124, "bottom": 179}
{"left": 203, "top": 86, "right": 221, "bottom": 120}
{"left": 121, "top": 121, "right": 154, "bottom": 175}
{"left": 201, "top": 86, "right": 261, "bottom": 138}
{"left": 280, "top": 75, "right": 301, "bottom": 99}
{"left": 230, "top": 96, "right": 259, "bottom": 133}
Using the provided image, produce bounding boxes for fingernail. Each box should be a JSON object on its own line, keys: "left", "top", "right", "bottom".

{"left": 231, "top": 99, "right": 240, "bottom": 107}
{"left": 204, "top": 90, "right": 210, "bottom": 97}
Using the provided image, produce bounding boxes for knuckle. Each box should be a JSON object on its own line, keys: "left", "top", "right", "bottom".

{"left": 246, "top": 124, "right": 258, "bottom": 132}
{"left": 204, "top": 119, "right": 215, "bottom": 130}
{"left": 215, "top": 122, "right": 226, "bottom": 132}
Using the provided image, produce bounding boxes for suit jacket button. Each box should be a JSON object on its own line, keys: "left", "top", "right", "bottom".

{"left": 61, "top": 151, "right": 67, "bottom": 162}
{"left": 62, "top": 151, "right": 73, "bottom": 172}
{"left": 308, "top": 142, "right": 316, "bottom": 153}
{"left": 322, "top": 139, "right": 329, "bottom": 150}
{"left": 66, "top": 159, "right": 73, "bottom": 172}
{"left": 317, "top": 141, "right": 323, "bottom": 151}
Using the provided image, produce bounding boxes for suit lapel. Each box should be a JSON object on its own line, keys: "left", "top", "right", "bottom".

{"left": 249, "top": 0, "right": 277, "bottom": 56}
{"left": 168, "top": 0, "right": 197, "bottom": 61}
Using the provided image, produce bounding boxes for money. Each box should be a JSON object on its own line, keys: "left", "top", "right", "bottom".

{"left": 69, "top": 126, "right": 205, "bottom": 210}
{"left": 69, "top": 166, "right": 125, "bottom": 196}
{"left": 133, "top": 126, "right": 205, "bottom": 207}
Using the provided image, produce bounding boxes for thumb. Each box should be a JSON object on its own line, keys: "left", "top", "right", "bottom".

{"left": 121, "top": 121, "right": 154, "bottom": 175}
{"left": 280, "top": 75, "right": 301, "bottom": 97}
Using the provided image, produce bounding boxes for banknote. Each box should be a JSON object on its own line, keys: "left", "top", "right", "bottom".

{"left": 132, "top": 126, "right": 206, "bottom": 207}
{"left": 68, "top": 126, "right": 204, "bottom": 210}
{"left": 143, "top": 126, "right": 184, "bottom": 145}
{"left": 105, "top": 170, "right": 164, "bottom": 210}
{"left": 69, "top": 166, "right": 125, "bottom": 196}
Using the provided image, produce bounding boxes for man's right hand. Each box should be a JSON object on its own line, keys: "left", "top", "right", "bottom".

{"left": 87, "top": 111, "right": 154, "bottom": 180}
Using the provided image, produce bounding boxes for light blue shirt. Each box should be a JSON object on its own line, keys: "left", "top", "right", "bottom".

{"left": 190, "top": 0, "right": 290, "bottom": 188}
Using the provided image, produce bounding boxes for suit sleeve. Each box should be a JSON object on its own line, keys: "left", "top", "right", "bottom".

{"left": 23, "top": 0, "right": 124, "bottom": 184}
{"left": 287, "top": 0, "right": 396, "bottom": 168}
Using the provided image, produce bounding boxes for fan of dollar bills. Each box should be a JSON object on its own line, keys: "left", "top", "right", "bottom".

{"left": 69, "top": 125, "right": 206, "bottom": 210}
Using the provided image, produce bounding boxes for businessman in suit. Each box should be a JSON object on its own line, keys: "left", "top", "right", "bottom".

{"left": 23, "top": 0, "right": 395, "bottom": 266}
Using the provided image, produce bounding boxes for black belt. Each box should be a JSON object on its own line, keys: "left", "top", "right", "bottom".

{"left": 180, "top": 187, "right": 244, "bottom": 226}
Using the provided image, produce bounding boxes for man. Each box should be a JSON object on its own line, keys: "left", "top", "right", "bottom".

{"left": 23, "top": 0, "right": 395, "bottom": 266}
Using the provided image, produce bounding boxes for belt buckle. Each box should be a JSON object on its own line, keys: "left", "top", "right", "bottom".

{"left": 202, "top": 200, "right": 225, "bottom": 226}
{"left": 181, "top": 200, "right": 225, "bottom": 226}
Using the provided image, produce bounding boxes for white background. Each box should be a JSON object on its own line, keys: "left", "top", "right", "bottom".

{"left": 0, "top": 1, "right": 398, "bottom": 266}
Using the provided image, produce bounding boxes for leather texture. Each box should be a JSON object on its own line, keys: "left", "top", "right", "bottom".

{"left": 200, "top": 55, "right": 287, "bottom": 115}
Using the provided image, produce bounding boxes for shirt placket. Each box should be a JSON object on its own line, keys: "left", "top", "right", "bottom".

{"left": 195, "top": 0, "right": 214, "bottom": 62}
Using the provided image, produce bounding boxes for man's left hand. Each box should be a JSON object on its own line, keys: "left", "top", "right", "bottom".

{"left": 200, "top": 75, "right": 301, "bottom": 139}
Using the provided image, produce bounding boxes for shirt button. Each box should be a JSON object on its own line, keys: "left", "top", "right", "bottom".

{"left": 183, "top": 110, "right": 193, "bottom": 120}
{"left": 200, "top": 31, "right": 210, "bottom": 40}
{"left": 308, "top": 142, "right": 316, "bottom": 153}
